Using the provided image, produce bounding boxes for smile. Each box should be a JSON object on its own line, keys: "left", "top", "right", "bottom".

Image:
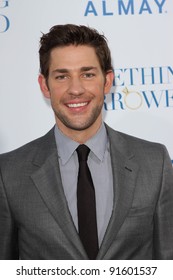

{"left": 67, "top": 102, "right": 88, "bottom": 108}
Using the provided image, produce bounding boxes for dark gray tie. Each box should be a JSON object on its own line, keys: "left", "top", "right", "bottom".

{"left": 76, "top": 144, "right": 99, "bottom": 259}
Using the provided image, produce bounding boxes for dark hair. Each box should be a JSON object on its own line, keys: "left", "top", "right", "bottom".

{"left": 39, "top": 24, "right": 113, "bottom": 79}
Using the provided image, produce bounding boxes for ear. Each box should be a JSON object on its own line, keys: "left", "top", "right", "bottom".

{"left": 38, "top": 74, "right": 50, "bottom": 99}
{"left": 104, "top": 70, "right": 114, "bottom": 95}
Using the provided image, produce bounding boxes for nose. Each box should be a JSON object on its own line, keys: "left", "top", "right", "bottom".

{"left": 68, "top": 77, "right": 85, "bottom": 96}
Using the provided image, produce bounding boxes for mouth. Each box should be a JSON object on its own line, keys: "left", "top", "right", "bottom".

{"left": 66, "top": 102, "right": 89, "bottom": 108}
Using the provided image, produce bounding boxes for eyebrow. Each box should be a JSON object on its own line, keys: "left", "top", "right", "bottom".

{"left": 81, "top": 66, "right": 97, "bottom": 72}
{"left": 52, "top": 66, "right": 98, "bottom": 74}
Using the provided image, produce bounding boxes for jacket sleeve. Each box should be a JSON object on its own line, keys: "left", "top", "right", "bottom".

{"left": 153, "top": 146, "right": 173, "bottom": 259}
{"left": 0, "top": 169, "right": 19, "bottom": 259}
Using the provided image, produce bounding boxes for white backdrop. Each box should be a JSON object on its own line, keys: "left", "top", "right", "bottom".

{"left": 0, "top": 0, "right": 173, "bottom": 164}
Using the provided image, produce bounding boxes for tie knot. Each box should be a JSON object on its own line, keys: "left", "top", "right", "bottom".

{"left": 76, "top": 144, "right": 90, "bottom": 162}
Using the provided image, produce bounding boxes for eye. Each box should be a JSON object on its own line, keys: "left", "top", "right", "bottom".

{"left": 82, "top": 72, "right": 95, "bottom": 79}
{"left": 55, "top": 75, "right": 68, "bottom": 81}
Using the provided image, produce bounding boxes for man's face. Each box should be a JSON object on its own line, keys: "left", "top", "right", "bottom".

{"left": 39, "top": 45, "right": 113, "bottom": 140}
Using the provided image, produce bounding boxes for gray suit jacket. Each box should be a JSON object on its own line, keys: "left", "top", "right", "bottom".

{"left": 0, "top": 124, "right": 173, "bottom": 259}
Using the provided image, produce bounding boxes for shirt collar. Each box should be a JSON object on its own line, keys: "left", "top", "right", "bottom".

{"left": 54, "top": 123, "right": 108, "bottom": 165}
{"left": 85, "top": 123, "right": 108, "bottom": 162}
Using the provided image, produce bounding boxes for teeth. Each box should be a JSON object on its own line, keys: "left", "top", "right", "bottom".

{"left": 67, "top": 102, "right": 88, "bottom": 108}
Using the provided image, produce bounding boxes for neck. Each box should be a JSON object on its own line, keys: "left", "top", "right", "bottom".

{"left": 56, "top": 121, "right": 102, "bottom": 144}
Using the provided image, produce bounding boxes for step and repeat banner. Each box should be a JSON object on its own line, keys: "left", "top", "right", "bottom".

{"left": 0, "top": 0, "right": 173, "bottom": 163}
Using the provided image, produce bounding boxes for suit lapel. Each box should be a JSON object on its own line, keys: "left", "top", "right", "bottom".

{"left": 97, "top": 125, "right": 139, "bottom": 259}
{"left": 31, "top": 129, "right": 87, "bottom": 259}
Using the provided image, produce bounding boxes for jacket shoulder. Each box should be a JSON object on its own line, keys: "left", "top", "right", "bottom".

{"left": 105, "top": 124, "right": 168, "bottom": 160}
{"left": 0, "top": 128, "right": 56, "bottom": 165}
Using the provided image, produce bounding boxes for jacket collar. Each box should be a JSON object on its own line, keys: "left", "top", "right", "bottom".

{"left": 31, "top": 127, "right": 88, "bottom": 259}
{"left": 97, "top": 124, "right": 139, "bottom": 259}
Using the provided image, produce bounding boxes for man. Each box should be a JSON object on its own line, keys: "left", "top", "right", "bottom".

{"left": 0, "top": 24, "right": 173, "bottom": 260}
